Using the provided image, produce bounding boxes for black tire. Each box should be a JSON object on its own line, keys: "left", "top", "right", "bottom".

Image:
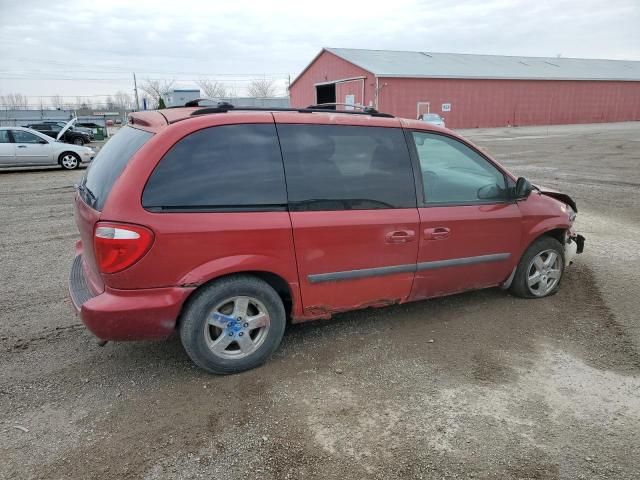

{"left": 59, "top": 152, "right": 80, "bottom": 170}
{"left": 510, "top": 236, "right": 565, "bottom": 299}
{"left": 73, "top": 137, "right": 84, "bottom": 146}
{"left": 179, "top": 275, "right": 286, "bottom": 374}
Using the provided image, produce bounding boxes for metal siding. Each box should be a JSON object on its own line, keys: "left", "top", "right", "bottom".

{"left": 327, "top": 48, "right": 640, "bottom": 81}
{"left": 289, "top": 50, "right": 374, "bottom": 108}
{"left": 378, "top": 78, "right": 640, "bottom": 128}
{"left": 335, "top": 78, "right": 365, "bottom": 107}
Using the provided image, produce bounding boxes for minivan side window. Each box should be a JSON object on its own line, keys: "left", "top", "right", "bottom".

{"left": 277, "top": 124, "right": 416, "bottom": 211}
{"left": 412, "top": 132, "right": 508, "bottom": 205}
{"left": 142, "top": 124, "right": 286, "bottom": 211}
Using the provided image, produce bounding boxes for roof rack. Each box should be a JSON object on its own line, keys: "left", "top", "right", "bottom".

{"left": 306, "top": 102, "right": 381, "bottom": 114}
{"left": 186, "top": 101, "right": 394, "bottom": 119}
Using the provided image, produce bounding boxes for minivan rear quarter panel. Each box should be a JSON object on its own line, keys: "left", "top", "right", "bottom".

{"left": 97, "top": 112, "right": 301, "bottom": 314}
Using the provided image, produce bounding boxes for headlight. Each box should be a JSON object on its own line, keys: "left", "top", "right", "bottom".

{"left": 568, "top": 208, "right": 576, "bottom": 223}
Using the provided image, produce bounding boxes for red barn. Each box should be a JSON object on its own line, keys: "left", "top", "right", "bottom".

{"left": 289, "top": 48, "right": 640, "bottom": 129}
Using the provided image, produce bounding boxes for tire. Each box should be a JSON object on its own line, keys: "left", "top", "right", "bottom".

{"left": 59, "top": 152, "right": 80, "bottom": 170}
{"left": 510, "top": 236, "right": 565, "bottom": 299}
{"left": 179, "top": 275, "right": 286, "bottom": 374}
{"left": 73, "top": 137, "right": 84, "bottom": 146}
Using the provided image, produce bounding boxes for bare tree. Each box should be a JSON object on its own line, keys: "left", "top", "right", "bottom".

{"left": 197, "top": 78, "right": 228, "bottom": 99}
{"left": 113, "top": 91, "right": 133, "bottom": 110}
{"left": 139, "top": 79, "right": 175, "bottom": 108}
{"left": 50, "top": 94, "right": 65, "bottom": 109}
{"left": 247, "top": 78, "right": 278, "bottom": 98}
{"left": 105, "top": 95, "right": 116, "bottom": 110}
{"left": 0, "top": 93, "right": 29, "bottom": 109}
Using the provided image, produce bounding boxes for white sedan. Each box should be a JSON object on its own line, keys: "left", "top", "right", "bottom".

{"left": 0, "top": 125, "right": 95, "bottom": 170}
{"left": 418, "top": 113, "right": 446, "bottom": 128}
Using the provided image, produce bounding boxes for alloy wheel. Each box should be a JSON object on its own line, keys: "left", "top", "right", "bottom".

{"left": 527, "top": 249, "right": 563, "bottom": 297}
{"left": 204, "top": 296, "right": 271, "bottom": 359}
{"left": 61, "top": 154, "right": 78, "bottom": 169}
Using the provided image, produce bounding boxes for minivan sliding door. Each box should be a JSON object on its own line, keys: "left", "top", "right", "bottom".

{"left": 275, "top": 120, "right": 420, "bottom": 316}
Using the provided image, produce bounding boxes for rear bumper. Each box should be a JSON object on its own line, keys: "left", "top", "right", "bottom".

{"left": 69, "top": 255, "right": 193, "bottom": 341}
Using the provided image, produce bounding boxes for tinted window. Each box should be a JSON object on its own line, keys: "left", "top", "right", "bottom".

{"left": 142, "top": 124, "right": 286, "bottom": 210}
{"left": 12, "top": 130, "right": 44, "bottom": 144}
{"left": 0, "top": 131, "right": 10, "bottom": 143}
{"left": 412, "top": 132, "right": 507, "bottom": 204}
{"left": 82, "top": 126, "right": 152, "bottom": 210}
{"left": 278, "top": 124, "right": 415, "bottom": 210}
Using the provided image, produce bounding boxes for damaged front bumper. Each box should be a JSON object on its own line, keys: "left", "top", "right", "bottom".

{"left": 565, "top": 232, "right": 585, "bottom": 266}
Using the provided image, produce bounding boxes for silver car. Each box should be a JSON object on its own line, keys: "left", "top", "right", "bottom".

{"left": 419, "top": 113, "right": 446, "bottom": 128}
{"left": 0, "top": 125, "right": 95, "bottom": 170}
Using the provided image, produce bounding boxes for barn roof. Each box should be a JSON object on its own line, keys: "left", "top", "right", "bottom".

{"left": 325, "top": 48, "right": 640, "bottom": 82}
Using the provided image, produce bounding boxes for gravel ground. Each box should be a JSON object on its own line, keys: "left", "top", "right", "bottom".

{"left": 1, "top": 122, "right": 639, "bottom": 480}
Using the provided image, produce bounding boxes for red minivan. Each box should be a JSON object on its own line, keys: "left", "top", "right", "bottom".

{"left": 69, "top": 104, "right": 584, "bottom": 374}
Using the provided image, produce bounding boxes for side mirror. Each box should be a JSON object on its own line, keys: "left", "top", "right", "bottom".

{"left": 39, "top": 139, "right": 48, "bottom": 144}
{"left": 514, "top": 177, "right": 533, "bottom": 199}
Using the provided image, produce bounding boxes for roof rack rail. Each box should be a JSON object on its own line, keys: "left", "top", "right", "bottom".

{"left": 186, "top": 102, "right": 394, "bottom": 119}
{"left": 306, "top": 102, "right": 381, "bottom": 114}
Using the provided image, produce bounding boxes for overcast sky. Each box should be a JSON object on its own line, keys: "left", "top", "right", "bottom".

{"left": 0, "top": 0, "right": 638, "bottom": 105}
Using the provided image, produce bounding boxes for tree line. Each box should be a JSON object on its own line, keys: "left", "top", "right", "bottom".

{"left": 1, "top": 77, "right": 282, "bottom": 111}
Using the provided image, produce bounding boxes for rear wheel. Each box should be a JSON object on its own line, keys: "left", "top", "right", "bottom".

{"left": 179, "top": 275, "right": 286, "bottom": 374}
{"left": 510, "top": 236, "right": 564, "bottom": 298}
{"left": 59, "top": 152, "right": 80, "bottom": 170}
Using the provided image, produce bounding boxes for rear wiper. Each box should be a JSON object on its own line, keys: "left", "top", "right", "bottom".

{"left": 75, "top": 183, "right": 96, "bottom": 205}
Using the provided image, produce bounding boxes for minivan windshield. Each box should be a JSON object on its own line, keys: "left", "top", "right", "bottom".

{"left": 80, "top": 126, "right": 152, "bottom": 210}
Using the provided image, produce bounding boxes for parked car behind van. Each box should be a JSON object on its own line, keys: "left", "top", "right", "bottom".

{"left": 69, "top": 104, "right": 584, "bottom": 374}
{"left": 26, "top": 122, "right": 91, "bottom": 145}
{"left": 0, "top": 126, "right": 94, "bottom": 169}
{"left": 419, "top": 113, "right": 446, "bottom": 128}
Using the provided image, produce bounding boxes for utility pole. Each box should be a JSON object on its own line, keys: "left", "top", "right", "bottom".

{"left": 133, "top": 72, "right": 140, "bottom": 111}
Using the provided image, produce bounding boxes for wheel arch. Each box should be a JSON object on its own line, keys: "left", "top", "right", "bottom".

{"left": 177, "top": 270, "right": 296, "bottom": 327}
{"left": 58, "top": 150, "right": 80, "bottom": 164}
{"left": 503, "top": 226, "right": 568, "bottom": 289}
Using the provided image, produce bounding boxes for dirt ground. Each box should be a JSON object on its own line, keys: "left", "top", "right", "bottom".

{"left": 1, "top": 122, "right": 639, "bottom": 480}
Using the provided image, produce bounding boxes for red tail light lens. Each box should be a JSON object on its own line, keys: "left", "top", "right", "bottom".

{"left": 94, "top": 222, "right": 154, "bottom": 274}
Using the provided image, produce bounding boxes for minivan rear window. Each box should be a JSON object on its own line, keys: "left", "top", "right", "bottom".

{"left": 81, "top": 126, "right": 152, "bottom": 210}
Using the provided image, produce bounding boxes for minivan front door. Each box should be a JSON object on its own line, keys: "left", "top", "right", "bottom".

{"left": 408, "top": 130, "right": 521, "bottom": 299}
{"left": 275, "top": 119, "right": 420, "bottom": 316}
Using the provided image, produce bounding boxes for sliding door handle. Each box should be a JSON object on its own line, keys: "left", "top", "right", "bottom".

{"left": 424, "top": 227, "right": 451, "bottom": 240}
{"left": 385, "top": 230, "right": 416, "bottom": 244}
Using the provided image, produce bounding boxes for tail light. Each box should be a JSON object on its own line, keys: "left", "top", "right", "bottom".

{"left": 94, "top": 222, "right": 154, "bottom": 274}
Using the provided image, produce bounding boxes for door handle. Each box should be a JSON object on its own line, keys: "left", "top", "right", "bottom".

{"left": 385, "top": 230, "right": 416, "bottom": 244}
{"left": 424, "top": 227, "right": 451, "bottom": 240}
{"left": 17, "top": 145, "right": 27, "bottom": 148}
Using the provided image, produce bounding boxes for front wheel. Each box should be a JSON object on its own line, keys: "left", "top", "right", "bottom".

{"left": 73, "top": 137, "right": 84, "bottom": 146}
{"left": 59, "top": 152, "right": 80, "bottom": 170}
{"left": 510, "top": 236, "right": 565, "bottom": 298}
{"left": 179, "top": 275, "right": 286, "bottom": 374}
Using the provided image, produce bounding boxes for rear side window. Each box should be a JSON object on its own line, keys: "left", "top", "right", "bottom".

{"left": 82, "top": 126, "right": 152, "bottom": 210}
{"left": 142, "top": 124, "right": 286, "bottom": 211}
{"left": 277, "top": 124, "right": 415, "bottom": 210}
